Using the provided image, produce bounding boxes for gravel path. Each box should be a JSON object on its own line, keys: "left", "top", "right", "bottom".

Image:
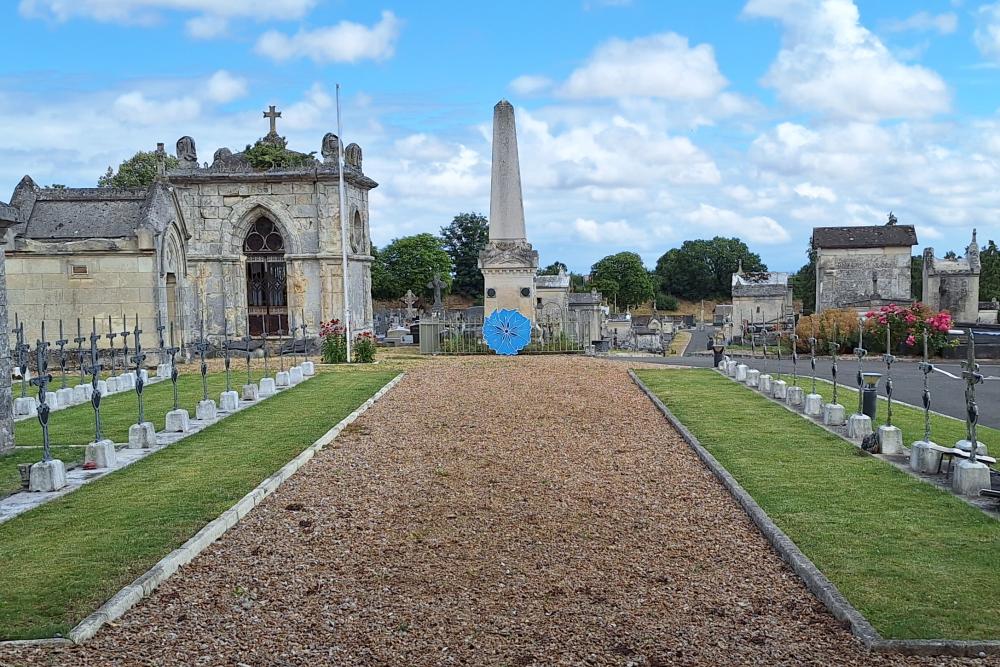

{"left": 1, "top": 356, "right": 992, "bottom": 666}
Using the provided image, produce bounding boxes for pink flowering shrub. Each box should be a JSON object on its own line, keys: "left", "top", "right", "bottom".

{"left": 863, "top": 303, "right": 954, "bottom": 354}
{"left": 320, "top": 318, "right": 347, "bottom": 363}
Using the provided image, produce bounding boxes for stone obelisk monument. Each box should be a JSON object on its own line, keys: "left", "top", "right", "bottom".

{"left": 479, "top": 100, "right": 538, "bottom": 323}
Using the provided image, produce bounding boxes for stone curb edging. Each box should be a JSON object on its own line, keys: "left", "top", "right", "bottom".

{"left": 628, "top": 369, "right": 1000, "bottom": 658}
{"left": 1, "top": 372, "right": 405, "bottom": 647}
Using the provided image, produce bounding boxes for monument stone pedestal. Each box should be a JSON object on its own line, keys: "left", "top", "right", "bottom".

{"left": 105, "top": 377, "right": 120, "bottom": 394}
{"left": 157, "top": 363, "right": 172, "bottom": 379}
{"left": 735, "top": 364, "right": 748, "bottom": 382}
{"left": 771, "top": 380, "right": 787, "bottom": 399}
{"left": 909, "top": 440, "right": 941, "bottom": 473}
{"left": 196, "top": 399, "right": 217, "bottom": 421}
{"left": 758, "top": 374, "right": 772, "bottom": 394}
{"left": 85, "top": 440, "right": 117, "bottom": 469}
{"left": 955, "top": 439, "right": 988, "bottom": 457}
{"left": 55, "top": 387, "right": 75, "bottom": 408}
{"left": 289, "top": 367, "right": 304, "bottom": 385}
{"left": 259, "top": 377, "right": 277, "bottom": 397}
{"left": 73, "top": 384, "right": 92, "bottom": 402}
{"left": 746, "top": 369, "right": 760, "bottom": 387}
{"left": 128, "top": 422, "right": 156, "bottom": 449}
{"left": 28, "top": 459, "right": 66, "bottom": 492}
{"left": 804, "top": 393, "right": 823, "bottom": 416}
{"left": 242, "top": 383, "right": 259, "bottom": 401}
{"left": 878, "top": 425, "right": 904, "bottom": 455}
{"left": 275, "top": 371, "right": 290, "bottom": 388}
{"left": 847, "top": 414, "right": 873, "bottom": 440}
{"left": 14, "top": 396, "right": 36, "bottom": 417}
{"left": 219, "top": 390, "right": 240, "bottom": 412}
{"left": 725, "top": 360, "right": 738, "bottom": 377}
{"left": 301, "top": 361, "right": 315, "bottom": 376}
{"left": 787, "top": 386, "right": 804, "bottom": 407}
{"left": 953, "top": 459, "right": 991, "bottom": 496}
{"left": 823, "top": 403, "right": 846, "bottom": 426}
{"left": 44, "top": 391, "right": 57, "bottom": 408}
{"left": 96, "top": 380, "right": 108, "bottom": 396}
{"left": 165, "top": 409, "right": 190, "bottom": 433}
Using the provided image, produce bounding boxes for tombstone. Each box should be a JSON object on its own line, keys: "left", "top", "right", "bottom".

{"left": 847, "top": 319, "right": 873, "bottom": 440}
{"left": 910, "top": 335, "right": 941, "bottom": 473}
{"left": 877, "top": 327, "right": 903, "bottom": 454}
{"left": 195, "top": 313, "right": 217, "bottom": 420}
{"left": 953, "top": 329, "right": 992, "bottom": 496}
{"left": 822, "top": 328, "right": 846, "bottom": 426}
{"left": 746, "top": 369, "right": 760, "bottom": 387}
{"left": 759, "top": 373, "right": 773, "bottom": 395}
{"left": 163, "top": 323, "right": 189, "bottom": 432}
{"left": 735, "top": 363, "right": 748, "bottom": 382}
{"left": 725, "top": 359, "right": 738, "bottom": 377}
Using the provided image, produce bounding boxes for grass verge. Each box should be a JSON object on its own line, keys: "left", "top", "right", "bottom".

{"left": 0, "top": 368, "right": 395, "bottom": 640}
{"left": 635, "top": 368, "right": 1000, "bottom": 641}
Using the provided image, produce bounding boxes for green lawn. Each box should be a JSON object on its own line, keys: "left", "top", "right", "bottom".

{"left": 0, "top": 446, "right": 86, "bottom": 497}
{"left": 0, "top": 368, "right": 396, "bottom": 640}
{"left": 636, "top": 368, "right": 1000, "bottom": 641}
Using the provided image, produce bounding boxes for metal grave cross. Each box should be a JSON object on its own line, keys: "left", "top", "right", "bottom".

{"left": 883, "top": 326, "right": 896, "bottom": 427}
{"left": 131, "top": 315, "right": 147, "bottom": 426}
{"left": 300, "top": 315, "right": 309, "bottom": 364}
{"left": 119, "top": 314, "right": 131, "bottom": 377}
{"left": 277, "top": 328, "right": 286, "bottom": 373}
{"left": 222, "top": 315, "right": 233, "bottom": 393}
{"left": 86, "top": 318, "right": 105, "bottom": 442}
{"left": 74, "top": 317, "right": 87, "bottom": 384}
{"left": 961, "top": 329, "right": 983, "bottom": 450}
{"left": 242, "top": 332, "right": 254, "bottom": 385}
{"left": 760, "top": 315, "right": 768, "bottom": 374}
{"left": 14, "top": 317, "right": 27, "bottom": 399}
{"left": 155, "top": 311, "right": 166, "bottom": 365}
{"left": 775, "top": 326, "right": 783, "bottom": 382}
{"left": 30, "top": 323, "right": 54, "bottom": 461}
{"left": 262, "top": 317, "right": 271, "bottom": 376}
{"left": 829, "top": 322, "right": 840, "bottom": 405}
{"left": 106, "top": 315, "right": 118, "bottom": 374}
{"left": 195, "top": 312, "right": 211, "bottom": 402}
{"left": 918, "top": 334, "right": 934, "bottom": 443}
{"left": 165, "top": 322, "right": 181, "bottom": 411}
{"left": 854, "top": 318, "right": 867, "bottom": 416}
{"left": 290, "top": 319, "right": 299, "bottom": 367}
{"left": 56, "top": 319, "right": 69, "bottom": 389}
{"left": 790, "top": 333, "right": 799, "bottom": 386}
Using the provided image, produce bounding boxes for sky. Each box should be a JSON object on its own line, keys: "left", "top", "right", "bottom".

{"left": 3, "top": 0, "right": 1000, "bottom": 273}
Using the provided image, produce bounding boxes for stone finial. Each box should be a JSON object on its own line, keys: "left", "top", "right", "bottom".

{"left": 321, "top": 132, "right": 340, "bottom": 165}
{"left": 176, "top": 136, "right": 197, "bottom": 168}
{"left": 489, "top": 99, "right": 527, "bottom": 242}
{"left": 155, "top": 143, "right": 166, "bottom": 176}
{"left": 967, "top": 228, "right": 981, "bottom": 272}
{"left": 345, "top": 143, "right": 363, "bottom": 170}
{"left": 212, "top": 147, "right": 232, "bottom": 165}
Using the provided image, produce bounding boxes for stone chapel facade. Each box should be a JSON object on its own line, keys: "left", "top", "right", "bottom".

{"left": 0, "top": 112, "right": 376, "bottom": 348}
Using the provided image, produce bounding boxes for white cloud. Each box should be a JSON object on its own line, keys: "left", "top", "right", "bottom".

{"left": 683, "top": 204, "right": 790, "bottom": 244}
{"left": 975, "top": 3, "right": 1000, "bottom": 61}
{"left": 509, "top": 75, "right": 553, "bottom": 96}
{"left": 794, "top": 182, "right": 836, "bottom": 202}
{"left": 255, "top": 10, "right": 402, "bottom": 64}
{"left": 558, "top": 32, "right": 728, "bottom": 100}
{"left": 743, "top": 0, "right": 949, "bottom": 120}
{"left": 205, "top": 70, "right": 247, "bottom": 104}
{"left": 884, "top": 11, "right": 958, "bottom": 34}
{"left": 19, "top": 0, "right": 317, "bottom": 36}
{"left": 112, "top": 91, "right": 201, "bottom": 125}
{"left": 574, "top": 218, "right": 645, "bottom": 244}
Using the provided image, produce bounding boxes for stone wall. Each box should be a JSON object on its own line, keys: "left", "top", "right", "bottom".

{"left": 0, "top": 246, "right": 11, "bottom": 454}
{"left": 815, "top": 246, "right": 911, "bottom": 312}
{"left": 5, "top": 252, "right": 160, "bottom": 346}
{"left": 732, "top": 293, "right": 791, "bottom": 337}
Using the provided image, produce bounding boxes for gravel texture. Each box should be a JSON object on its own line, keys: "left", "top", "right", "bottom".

{"left": 1, "top": 356, "right": 994, "bottom": 666}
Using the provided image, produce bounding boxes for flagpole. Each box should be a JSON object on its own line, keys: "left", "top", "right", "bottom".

{"left": 336, "top": 83, "right": 353, "bottom": 363}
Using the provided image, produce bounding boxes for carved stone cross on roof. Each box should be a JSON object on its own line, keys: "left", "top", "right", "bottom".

{"left": 264, "top": 105, "right": 282, "bottom": 134}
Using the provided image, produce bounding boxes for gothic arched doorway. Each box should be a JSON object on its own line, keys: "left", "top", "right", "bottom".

{"left": 244, "top": 218, "right": 288, "bottom": 335}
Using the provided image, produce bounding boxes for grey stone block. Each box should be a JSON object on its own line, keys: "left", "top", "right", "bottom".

{"left": 165, "top": 409, "right": 190, "bottom": 433}
{"left": 196, "top": 399, "right": 217, "bottom": 421}
{"left": 219, "top": 390, "right": 239, "bottom": 412}
{"left": 28, "top": 459, "right": 66, "bottom": 492}
{"left": 128, "top": 422, "right": 156, "bottom": 449}
{"left": 85, "top": 439, "right": 117, "bottom": 468}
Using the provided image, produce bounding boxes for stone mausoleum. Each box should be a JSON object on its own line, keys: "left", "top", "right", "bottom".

{"left": 1, "top": 108, "right": 376, "bottom": 348}
{"left": 813, "top": 223, "right": 917, "bottom": 313}
{"left": 730, "top": 263, "right": 793, "bottom": 337}
{"left": 922, "top": 230, "right": 981, "bottom": 324}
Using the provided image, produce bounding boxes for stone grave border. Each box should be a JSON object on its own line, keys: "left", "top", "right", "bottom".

{"left": 630, "top": 369, "right": 1000, "bottom": 658}
{"left": 0, "top": 372, "right": 404, "bottom": 647}
{"left": 10, "top": 376, "right": 167, "bottom": 424}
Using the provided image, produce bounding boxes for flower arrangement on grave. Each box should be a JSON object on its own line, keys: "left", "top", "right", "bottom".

{"left": 354, "top": 331, "right": 377, "bottom": 364}
{"left": 320, "top": 319, "right": 347, "bottom": 364}
{"left": 862, "top": 303, "right": 954, "bottom": 354}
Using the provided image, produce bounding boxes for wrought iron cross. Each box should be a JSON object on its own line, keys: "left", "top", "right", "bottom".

{"left": 131, "top": 315, "right": 147, "bottom": 426}
{"left": 290, "top": 319, "right": 299, "bottom": 367}
{"left": 918, "top": 333, "right": 934, "bottom": 443}
{"left": 30, "top": 324, "right": 53, "bottom": 461}
{"left": 883, "top": 325, "right": 895, "bottom": 426}
{"left": 119, "top": 314, "right": 131, "bottom": 376}
{"left": 262, "top": 317, "right": 270, "bottom": 376}
{"left": 155, "top": 311, "right": 167, "bottom": 366}
{"left": 300, "top": 315, "right": 309, "bottom": 364}
{"left": 854, "top": 318, "right": 867, "bottom": 416}
{"left": 56, "top": 319, "right": 68, "bottom": 390}
{"left": 961, "top": 329, "right": 982, "bottom": 449}
{"left": 86, "top": 318, "right": 105, "bottom": 442}
{"left": 106, "top": 315, "right": 118, "bottom": 374}
{"left": 196, "top": 312, "right": 211, "bottom": 402}
{"left": 14, "top": 317, "right": 27, "bottom": 399}
{"left": 166, "top": 321, "right": 181, "bottom": 411}
{"left": 277, "top": 328, "right": 286, "bottom": 373}
{"left": 74, "top": 317, "right": 87, "bottom": 384}
{"left": 790, "top": 333, "right": 799, "bottom": 386}
{"left": 775, "top": 326, "right": 782, "bottom": 382}
{"left": 222, "top": 314, "right": 233, "bottom": 393}
{"left": 760, "top": 314, "right": 768, "bottom": 374}
{"left": 242, "top": 333, "right": 254, "bottom": 385}
{"left": 829, "top": 322, "right": 840, "bottom": 405}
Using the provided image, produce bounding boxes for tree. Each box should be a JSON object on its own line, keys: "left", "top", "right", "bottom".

{"left": 911, "top": 255, "right": 923, "bottom": 301}
{"left": 440, "top": 212, "right": 489, "bottom": 298}
{"left": 539, "top": 261, "right": 568, "bottom": 275}
{"left": 790, "top": 246, "right": 817, "bottom": 314}
{"left": 370, "top": 245, "right": 398, "bottom": 301}
{"left": 590, "top": 252, "right": 655, "bottom": 309}
{"left": 943, "top": 250, "right": 958, "bottom": 260}
{"left": 98, "top": 150, "right": 179, "bottom": 188}
{"left": 654, "top": 237, "right": 766, "bottom": 300}
{"left": 981, "top": 240, "right": 1000, "bottom": 301}
{"left": 378, "top": 233, "right": 453, "bottom": 301}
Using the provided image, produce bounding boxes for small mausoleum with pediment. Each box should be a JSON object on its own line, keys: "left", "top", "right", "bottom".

{"left": 0, "top": 107, "right": 376, "bottom": 348}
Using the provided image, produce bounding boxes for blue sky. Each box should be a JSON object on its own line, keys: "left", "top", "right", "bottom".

{"left": 4, "top": 0, "right": 1000, "bottom": 273}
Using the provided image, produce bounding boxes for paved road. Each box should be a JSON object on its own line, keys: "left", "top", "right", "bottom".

{"left": 615, "top": 346, "right": 1000, "bottom": 429}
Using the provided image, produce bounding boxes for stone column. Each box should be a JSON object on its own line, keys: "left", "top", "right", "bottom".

{"left": 0, "top": 204, "right": 15, "bottom": 454}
